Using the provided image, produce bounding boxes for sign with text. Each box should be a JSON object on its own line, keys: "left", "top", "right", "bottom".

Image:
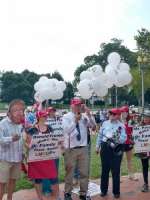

{"left": 28, "top": 118, "right": 64, "bottom": 162}
{"left": 133, "top": 125, "right": 150, "bottom": 153}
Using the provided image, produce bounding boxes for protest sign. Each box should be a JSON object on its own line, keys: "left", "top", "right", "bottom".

{"left": 133, "top": 125, "right": 150, "bottom": 153}
{"left": 28, "top": 118, "right": 63, "bottom": 162}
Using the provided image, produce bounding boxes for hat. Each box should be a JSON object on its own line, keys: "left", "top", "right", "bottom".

{"left": 120, "top": 106, "right": 129, "bottom": 113}
{"left": 70, "top": 98, "right": 83, "bottom": 106}
{"left": 47, "top": 107, "right": 56, "bottom": 113}
{"left": 36, "top": 110, "right": 48, "bottom": 119}
{"left": 109, "top": 108, "right": 121, "bottom": 115}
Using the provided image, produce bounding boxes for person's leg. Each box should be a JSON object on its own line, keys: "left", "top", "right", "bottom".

{"left": 7, "top": 179, "right": 16, "bottom": 200}
{"left": 77, "top": 147, "right": 89, "bottom": 197}
{"left": 141, "top": 158, "right": 149, "bottom": 185}
{"left": 126, "top": 149, "right": 137, "bottom": 180}
{"left": 64, "top": 149, "right": 76, "bottom": 196}
{"left": 34, "top": 182, "right": 43, "bottom": 200}
{"left": 0, "top": 161, "right": 11, "bottom": 200}
{"left": 8, "top": 162, "right": 21, "bottom": 200}
{"left": 100, "top": 143, "right": 111, "bottom": 195}
{"left": 0, "top": 183, "right": 6, "bottom": 200}
{"left": 50, "top": 184, "right": 59, "bottom": 200}
{"left": 111, "top": 154, "right": 123, "bottom": 196}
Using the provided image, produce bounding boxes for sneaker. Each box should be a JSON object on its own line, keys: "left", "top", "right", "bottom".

{"left": 64, "top": 193, "right": 72, "bottom": 200}
{"left": 114, "top": 194, "right": 120, "bottom": 199}
{"left": 141, "top": 184, "right": 149, "bottom": 192}
{"left": 79, "top": 195, "right": 87, "bottom": 200}
{"left": 100, "top": 192, "right": 107, "bottom": 197}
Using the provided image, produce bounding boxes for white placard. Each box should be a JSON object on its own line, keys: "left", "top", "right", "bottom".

{"left": 28, "top": 118, "right": 63, "bottom": 162}
{"left": 133, "top": 125, "right": 150, "bottom": 153}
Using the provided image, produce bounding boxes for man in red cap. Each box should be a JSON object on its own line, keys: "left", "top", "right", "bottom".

{"left": 62, "top": 98, "right": 96, "bottom": 200}
{"left": 96, "top": 108, "right": 126, "bottom": 199}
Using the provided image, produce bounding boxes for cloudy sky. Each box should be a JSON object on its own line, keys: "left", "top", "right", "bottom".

{"left": 0, "top": 0, "right": 150, "bottom": 81}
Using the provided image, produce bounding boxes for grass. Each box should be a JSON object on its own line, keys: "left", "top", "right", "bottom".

{"left": 16, "top": 135, "right": 142, "bottom": 191}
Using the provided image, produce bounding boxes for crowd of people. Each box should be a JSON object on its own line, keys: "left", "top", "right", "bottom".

{"left": 0, "top": 98, "right": 150, "bottom": 200}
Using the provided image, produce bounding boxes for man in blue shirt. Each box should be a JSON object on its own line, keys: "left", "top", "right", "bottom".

{"left": 96, "top": 108, "right": 126, "bottom": 199}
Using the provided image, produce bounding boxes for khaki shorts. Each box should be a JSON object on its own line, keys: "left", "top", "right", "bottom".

{"left": 0, "top": 161, "right": 21, "bottom": 183}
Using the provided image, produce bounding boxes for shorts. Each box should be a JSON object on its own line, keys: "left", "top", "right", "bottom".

{"left": 123, "top": 144, "right": 134, "bottom": 152}
{"left": 0, "top": 161, "right": 21, "bottom": 183}
{"left": 33, "top": 178, "right": 59, "bottom": 185}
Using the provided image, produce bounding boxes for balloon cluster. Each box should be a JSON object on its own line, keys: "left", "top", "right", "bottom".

{"left": 77, "top": 52, "right": 132, "bottom": 99}
{"left": 34, "top": 76, "right": 66, "bottom": 102}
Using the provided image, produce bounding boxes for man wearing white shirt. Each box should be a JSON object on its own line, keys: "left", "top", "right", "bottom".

{"left": 0, "top": 99, "right": 25, "bottom": 200}
{"left": 62, "top": 98, "right": 96, "bottom": 200}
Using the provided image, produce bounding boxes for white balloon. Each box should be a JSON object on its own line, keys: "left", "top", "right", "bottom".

{"left": 90, "top": 65, "right": 103, "bottom": 77}
{"left": 92, "top": 78, "right": 104, "bottom": 92}
{"left": 80, "top": 71, "right": 93, "bottom": 81}
{"left": 105, "top": 75, "right": 114, "bottom": 88}
{"left": 77, "top": 79, "right": 93, "bottom": 99}
{"left": 118, "top": 62, "right": 130, "bottom": 71}
{"left": 39, "top": 76, "right": 49, "bottom": 82}
{"left": 95, "top": 85, "right": 108, "bottom": 97}
{"left": 105, "top": 64, "right": 116, "bottom": 75}
{"left": 107, "top": 52, "right": 121, "bottom": 68}
{"left": 34, "top": 81, "right": 40, "bottom": 91}
{"left": 40, "top": 87, "right": 51, "bottom": 100}
{"left": 58, "top": 81, "right": 66, "bottom": 91}
{"left": 34, "top": 92, "right": 46, "bottom": 103}
{"left": 115, "top": 71, "right": 132, "bottom": 87}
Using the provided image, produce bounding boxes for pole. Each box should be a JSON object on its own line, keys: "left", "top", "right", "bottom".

{"left": 115, "top": 86, "right": 118, "bottom": 107}
{"left": 141, "top": 68, "right": 144, "bottom": 114}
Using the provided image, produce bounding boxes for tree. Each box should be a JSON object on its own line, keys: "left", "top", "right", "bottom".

{"left": 51, "top": 71, "right": 64, "bottom": 81}
{"left": 1, "top": 70, "right": 39, "bottom": 104}
{"left": 134, "top": 28, "right": 150, "bottom": 52}
{"left": 131, "top": 67, "right": 150, "bottom": 105}
{"left": 63, "top": 82, "right": 74, "bottom": 104}
{"left": 73, "top": 38, "right": 137, "bottom": 105}
{"left": 134, "top": 28, "right": 150, "bottom": 105}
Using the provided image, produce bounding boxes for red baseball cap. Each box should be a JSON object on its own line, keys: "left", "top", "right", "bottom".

{"left": 70, "top": 98, "right": 83, "bottom": 106}
{"left": 109, "top": 108, "right": 121, "bottom": 115}
{"left": 36, "top": 110, "right": 48, "bottom": 119}
{"left": 120, "top": 106, "right": 129, "bottom": 113}
{"left": 47, "top": 107, "right": 56, "bottom": 113}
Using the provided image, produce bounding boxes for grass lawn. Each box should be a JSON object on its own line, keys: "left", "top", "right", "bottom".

{"left": 16, "top": 135, "right": 142, "bottom": 191}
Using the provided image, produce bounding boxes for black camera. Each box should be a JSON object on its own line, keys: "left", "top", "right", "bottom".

{"left": 106, "top": 138, "right": 123, "bottom": 156}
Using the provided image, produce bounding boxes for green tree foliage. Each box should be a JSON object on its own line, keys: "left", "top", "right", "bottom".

{"left": 134, "top": 28, "right": 150, "bottom": 52}
{"left": 51, "top": 71, "right": 64, "bottom": 81}
{"left": 63, "top": 82, "right": 74, "bottom": 104}
{"left": 1, "top": 70, "right": 39, "bottom": 104}
{"left": 74, "top": 38, "right": 137, "bottom": 86}
{"left": 134, "top": 28, "right": 150, "bottom": 105}
{"left": 98, "top": 38, "right": 137, "bottom": 68}
{"left": 1, "top": 69, "right": 73, "bottom": 105}
{"left": 131, "top": 67, "right": 150, "bottom": 105}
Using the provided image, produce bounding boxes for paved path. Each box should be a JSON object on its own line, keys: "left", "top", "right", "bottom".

{"left": 3, "top": 173, "right": 150, "bottom": 200}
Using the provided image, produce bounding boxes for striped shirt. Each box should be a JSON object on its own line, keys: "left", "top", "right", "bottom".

{"left": 0, "top": 117, "right": 23, "bottom": 162}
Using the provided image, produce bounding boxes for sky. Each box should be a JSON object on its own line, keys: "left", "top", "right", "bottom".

{"left": 0, "top": 0, "right": 150, "bottom": 81}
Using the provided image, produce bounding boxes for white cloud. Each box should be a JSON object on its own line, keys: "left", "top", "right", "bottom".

{"left": 0, "top": 0, "right": 149, "bottom": 81}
